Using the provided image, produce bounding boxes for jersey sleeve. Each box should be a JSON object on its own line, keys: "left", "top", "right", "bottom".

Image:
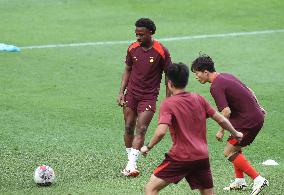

{"left": 210, "top": 85, "right": 228, "bottom": 112}
{"left": 158, "top": 100, "right": 173, "bottom": 125}
{"left": 162, "top": 47, "right": 172, "bottom": 72}
{"left": 125, "top": 49, "right": 133, "bottom": 66}
{"left": 198, "top": 95, "right": 216, "bottom": 118}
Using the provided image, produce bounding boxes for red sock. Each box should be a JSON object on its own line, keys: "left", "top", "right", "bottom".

{"left": 232, "top": 153, "right": 259, "bottom": 179}
{"left": 234, "top": 163, "right": 244, "bottom": 178}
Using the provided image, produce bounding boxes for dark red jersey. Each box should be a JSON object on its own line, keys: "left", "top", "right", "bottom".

{"left": 210, "top": 73, "right": 264, "bottom": 130}
{"left": 125, "top": 40, "right": 172, "bottom": 98}
{"left": 158, "top": 92, "right": 216, "bottom": 161}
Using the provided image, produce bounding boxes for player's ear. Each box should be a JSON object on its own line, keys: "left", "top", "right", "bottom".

{"left": 167, "top": 80, "right": 171, "bottom": 87}
{"left": 167, "top": 80, "right": 172, "bottom": 88}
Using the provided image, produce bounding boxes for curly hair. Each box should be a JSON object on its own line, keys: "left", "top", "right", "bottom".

{"left": 135, "top": 18, "right": 156, "bottom": 34}
{"left": 191, "top": 54, "right": 215, "bottom": 73}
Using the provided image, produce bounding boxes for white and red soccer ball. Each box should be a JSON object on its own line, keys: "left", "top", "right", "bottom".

{"left": 34, "top": 165, "right": 55, "bottom": 186}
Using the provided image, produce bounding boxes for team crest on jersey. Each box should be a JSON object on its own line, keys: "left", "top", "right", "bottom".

{"left": 150, "top": 57, "right": 154, "bottom": 63}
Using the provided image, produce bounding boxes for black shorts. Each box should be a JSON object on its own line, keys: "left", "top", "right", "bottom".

{"left": 153, "top": 154, "right": 213, "bottom": 190}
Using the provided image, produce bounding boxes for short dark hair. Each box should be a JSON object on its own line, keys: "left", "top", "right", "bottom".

{"left": 191, "top": 54, "right": 215, "bottom": 73}
{"left": 167, "top": 63, "right": 189, "bottom": 88}
{"left": 135, "top": 18, "right": 156, "bottom": 34}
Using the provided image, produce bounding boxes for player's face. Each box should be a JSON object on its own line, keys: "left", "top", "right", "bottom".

{"left": 194, "top": 70, "right": 209, "bottom": 84}
{"left": 135, "top": 27, "right": 152, "bottom": 46}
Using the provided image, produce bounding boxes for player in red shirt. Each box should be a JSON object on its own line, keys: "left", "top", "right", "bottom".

{"left": 191, "top": 54, "right": 269, "bottom": 195}
{"left": 141, "top": 63, "right": 243, "bottom": 195}
{"left": 117, "top": 18, "right": 172, "bottom": 177}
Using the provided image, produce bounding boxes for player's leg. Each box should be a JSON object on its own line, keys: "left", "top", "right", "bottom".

{"left": 224, "top": 137, "right": 268, "bottom": 193}
{"left": 125, "top": 110, "right": 154, "bottom": 175}
{"left": 223, "top": 142, "right": 248, "bottom": 190}
{"left": 121, "top": 106, "right": 137, "bottom": 176}
{"left": 198, "top": 188, "right": 214, "bottom": 195}
{"left": 124, "top": 99, "right": 155, "bottom": 176}
{"left": 145, "top": 174, "right": 170, "bottom": 195}
{"left": 123, "top": 93, "right": 138, "bottom": 159}
{"left": 224, "top": 141, "right": 269, "bottom": 194}
{"left": 133, "top": 110, "right": 154, "bottom": 149}
{"left": 185, "top": 158, "right": 214, "bottom": 195}
{"left": 224, "top": 141, "right": 269, "bottom": 195}
{"left": 123, "top": 106, "right": 137, "bottom": 153}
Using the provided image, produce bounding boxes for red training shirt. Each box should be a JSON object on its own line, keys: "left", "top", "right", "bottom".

{"left": 158, "top": 92, "right": 216, "bottom": 161}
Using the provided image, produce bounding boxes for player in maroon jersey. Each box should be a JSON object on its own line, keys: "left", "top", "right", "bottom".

{"left": 117, "top": 18, "right": 172, "bottom": 177}
{"left": 191, "top": 54, "right": 269, "bottom": 195}
{"left": 141, "top": 63, "right": 243, "bottom": 195}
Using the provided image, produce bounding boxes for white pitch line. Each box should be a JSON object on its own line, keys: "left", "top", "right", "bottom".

{"left": 20, "top": 29, "right": 284, "bottom": 50}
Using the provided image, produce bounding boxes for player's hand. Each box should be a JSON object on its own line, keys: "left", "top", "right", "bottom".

{"left": 117, "top": 93, "right": 125, "bottom": 107}
{"left": 235, "top": 132, "right": 243, "bottom": 141}
{"left": 216, "top": 129, "right": 224, "bottom": 142}
{"left": 140, "top": 146, "right": 149, "bottom": 156}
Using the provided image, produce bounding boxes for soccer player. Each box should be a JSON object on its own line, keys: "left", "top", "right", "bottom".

{"left": 117, "top": 18, "right": 172, "bottom": 177}
{"left": 141, "top": 63, "right": 243, "bottom": 195}
{"left": 191, "top": 54, "right": 269, "bottom": 195}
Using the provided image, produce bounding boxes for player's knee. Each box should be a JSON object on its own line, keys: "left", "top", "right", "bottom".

{"left": 223, "top": 150, "right": 230, "bottom": 158}
{"left": 223, "top": 147, "right": 235, "bottom": 158}
{"left": 136, "top": 125, "right": 148, "bottom": 135}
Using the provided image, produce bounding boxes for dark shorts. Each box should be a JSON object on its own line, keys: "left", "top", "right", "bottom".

{"left": 153, "top": 154, "right": 213, "bottom": 190}
{"left": 228, "top": 121, "right": 264, "bottom": 147}
{"left": 124, "top": 92, "right": 157, "bottom": 113}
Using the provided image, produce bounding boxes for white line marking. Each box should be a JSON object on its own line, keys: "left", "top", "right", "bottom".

{"left": 20, "top": 29, "right": 284, "bottom": 50}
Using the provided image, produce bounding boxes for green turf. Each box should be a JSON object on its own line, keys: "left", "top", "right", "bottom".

{"left": 0, "top": 0, "right": 283, "bottom": 194}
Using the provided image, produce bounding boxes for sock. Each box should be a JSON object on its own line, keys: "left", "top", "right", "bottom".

{"left": 231, "top": 153, "right": 259, "bottom": 179}
{"left": 125, "top": 148, "right": 131, "bottom": 160}
{"left": 235, "top": 178, "right": 246, "bottom": 184}
{"left": 126, "top": 148, "right": 140, "bottom": 170}
{"left": 254, "top": 175, "right": 265, "bottom": 182}
{"left": 234, "top": 163, "right": 245, "bottom": 178}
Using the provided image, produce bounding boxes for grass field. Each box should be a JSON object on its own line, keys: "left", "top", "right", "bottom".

{"left": 0, "top": 0, "right": 284, "bottom": 194}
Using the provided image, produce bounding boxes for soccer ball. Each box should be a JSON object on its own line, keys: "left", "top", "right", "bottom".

{"left": 34, "top": 165, "right": 55, "bottom": 186}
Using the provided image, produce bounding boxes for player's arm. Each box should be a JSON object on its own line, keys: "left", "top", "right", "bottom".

{"left": 117, "top": 64, "right": 132, "bottom": 106}
{"left": 211, "top": 85, "right": 231, "bottom": 141}
{"left": 163, "top": 47, "right": 172, "bottom": 98}
{"left": 140, "top": 124, "right": 168, "bottom": 156}
{"left": 215, "top": 107, "right": 231, "bottom": 141}
{"left": 211, "top": 111, "right": 243, "bottom": 141}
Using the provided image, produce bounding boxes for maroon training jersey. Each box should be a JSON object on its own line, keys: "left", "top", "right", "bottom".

{"left": 210, "top": 73, "right": 264, "bottom": 130}
{"left": 158, "top": 92, "right": 216, "bottom": 161}
{"left": 125, "top": 40, "right": 172, "bottom": 98}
